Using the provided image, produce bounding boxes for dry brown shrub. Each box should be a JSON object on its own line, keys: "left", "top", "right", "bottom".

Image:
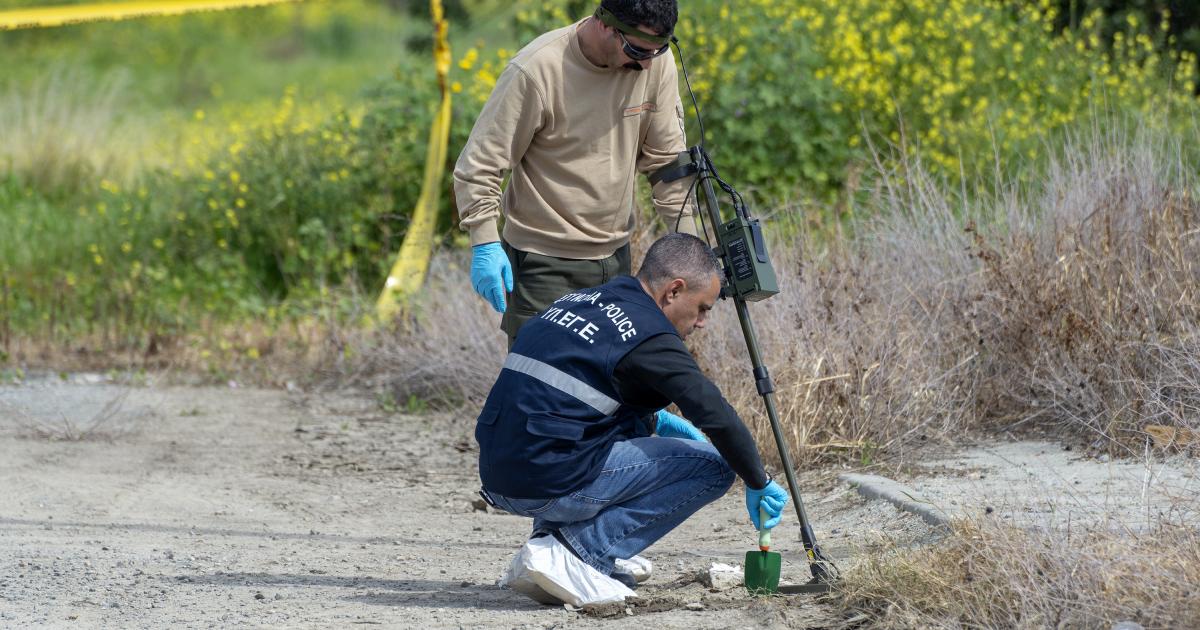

{"left": 338, "top": 256, "right": 507, "bottom": 407}
{"left": 965, "top": 129, "right": 1200, "bottom": 451}
{"left": 835, "top": 519, "right": 1200, "bottom": 629}
{"left": 687, "top": 193, "right": 982, "bottom": 464}
{"left": 699, "top": 123, "right": 1200, "bottom": 462}
{"left": 351, "top": 121, "right": 1200, "bottom": 461}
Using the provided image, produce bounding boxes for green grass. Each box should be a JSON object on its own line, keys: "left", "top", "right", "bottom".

{"left": 0, "top": 2, "right": 420, "bottom": 126}
{"left": 0, "top": 1, "right": 441, "bottom": 357}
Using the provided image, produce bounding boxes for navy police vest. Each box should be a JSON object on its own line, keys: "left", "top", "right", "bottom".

{"left": 476, "top": 276, "right": 679, "bottom": 499}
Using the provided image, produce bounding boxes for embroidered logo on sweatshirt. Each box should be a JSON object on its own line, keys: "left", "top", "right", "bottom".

{"left": 623, "top": 102, "right": 658, "bottom": 117}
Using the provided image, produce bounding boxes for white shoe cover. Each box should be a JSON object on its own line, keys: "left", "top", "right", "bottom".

{"left": 613, "top": 554, "right": 652, "bottom": 583}
{"left": 498, "top": 536, "right": 634, "bottom": 607}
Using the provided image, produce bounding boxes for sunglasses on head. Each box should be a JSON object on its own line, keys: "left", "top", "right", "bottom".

{"left": 596, "top": 6, "right": 673, "bottom": 61}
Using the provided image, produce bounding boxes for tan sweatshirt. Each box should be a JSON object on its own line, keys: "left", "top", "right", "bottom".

{"left": 453, "top": 19, "right": 697, "bottom": 260}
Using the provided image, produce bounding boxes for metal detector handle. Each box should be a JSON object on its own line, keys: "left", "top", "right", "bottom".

{"left": 647, "top": 150, "right": 697, "bottom": 186}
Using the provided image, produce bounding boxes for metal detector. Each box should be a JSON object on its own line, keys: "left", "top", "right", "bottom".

{"left": 650, "top": 37, "right": 841, "bottom": 594}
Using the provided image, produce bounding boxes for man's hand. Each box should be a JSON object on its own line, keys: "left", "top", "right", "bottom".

{"left": 745, "top": 480, "right": 789, "bottom": 530}
{"left": 655, "top": 409, "right": 707, "bottom": 441}
{"left": 471, "top": 242, "right": 513, "bottom": 313}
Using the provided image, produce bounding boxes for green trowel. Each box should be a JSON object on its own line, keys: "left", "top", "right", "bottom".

{"left": 744, "top": 509, "right": 781, "bottom": 594}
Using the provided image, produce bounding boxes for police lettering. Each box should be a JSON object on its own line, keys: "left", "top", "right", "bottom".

{"left": 598, "top": 303, "right": 638, "bottom": 341}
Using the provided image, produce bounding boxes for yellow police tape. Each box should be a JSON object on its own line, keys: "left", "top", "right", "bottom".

{"left": 0, "top": 0, "right": 300, "bottom": 31}
{"left": 375, "top": 0, "right": 451, "bottom": 324}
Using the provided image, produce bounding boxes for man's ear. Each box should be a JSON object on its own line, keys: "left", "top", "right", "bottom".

{"left": 665, "top": 278, "right": 687, "bottom": 303}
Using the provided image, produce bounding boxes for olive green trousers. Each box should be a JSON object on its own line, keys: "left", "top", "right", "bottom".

{"left": 501, "top": 241, "right": 632, "bottom": 348}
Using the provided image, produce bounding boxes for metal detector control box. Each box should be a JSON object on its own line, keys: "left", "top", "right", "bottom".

{"left": 717, "top": 215, "right": 778, "bottom": 302}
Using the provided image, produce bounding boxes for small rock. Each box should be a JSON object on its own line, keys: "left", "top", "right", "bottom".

{"left": 470, "top": 498, "right": 488, "bottom": 512}
{"left": 1099, "top": 454, "right": 1111, "bottom": 463}
{"left": 1112, "top": 623, "right": 1144, "bottom": 630}
{"left": 685, "top": 602, "right": 704, "bottom": 611}
{"left": 704, "top": 563, "right": 743, "bottom": 590}
{"left": 273, "top": 593, "right": 282, "bottom": 601}
{"left": 254, "top": 592, "right": 265, "bottom": 600}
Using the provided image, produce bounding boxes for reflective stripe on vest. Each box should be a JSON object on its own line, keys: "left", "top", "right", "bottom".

{"left": 503, "top": 353, "right": 620, "bottom": 415}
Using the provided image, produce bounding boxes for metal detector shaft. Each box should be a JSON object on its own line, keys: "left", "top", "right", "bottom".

{"left": 694, "top": 150, "right": 835, "bottom": 582}
{"left": 730, "top": 298, "right": 825, "bottom": 573}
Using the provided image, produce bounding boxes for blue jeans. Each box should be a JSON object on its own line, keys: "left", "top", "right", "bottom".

{"left": 487, "top": 437, "right": 735, "bottom": 575}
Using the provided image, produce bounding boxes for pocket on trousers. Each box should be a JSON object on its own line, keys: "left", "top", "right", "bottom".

{"left": 525, "top": 413, "right": 586, "bottom": 441}
{"left": 494, "top": 495, "right": 558, "bottom": 516}
{"left": 477, "top": 405, "right": 500, "bottom": 426}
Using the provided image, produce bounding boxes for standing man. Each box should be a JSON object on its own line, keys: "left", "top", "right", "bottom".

{"left": 475, "top": 234, "right": 790, "bottom": 607}
{"left": 454, "top": 0, "right": 697, "bottom": 345}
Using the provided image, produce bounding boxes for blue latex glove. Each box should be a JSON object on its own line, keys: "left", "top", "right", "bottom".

{"left": 745, "top": 480, "right": 789, "bottom": 530}
{"left": 655, "top": 409, "right": 707, "bottom": 441}
{"left": 470, "top": 242, "right": 513, "bottom": 313}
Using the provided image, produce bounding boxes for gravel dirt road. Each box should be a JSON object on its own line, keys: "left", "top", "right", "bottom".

{"left": 3, "top": 375, "right": 1191, "bottom": 628}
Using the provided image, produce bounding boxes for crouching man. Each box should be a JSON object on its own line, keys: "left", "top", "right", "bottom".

{"left": 475, "top": 233, "right": 790, "bottom": 607}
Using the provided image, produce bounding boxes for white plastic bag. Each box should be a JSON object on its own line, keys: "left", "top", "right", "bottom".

{"left": 499, "top": 535, "right": 634, "bottom": 607}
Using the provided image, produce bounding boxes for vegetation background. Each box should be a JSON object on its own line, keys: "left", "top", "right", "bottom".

{"left": 1, "top": 0, "right": 1195, "bottom": 372}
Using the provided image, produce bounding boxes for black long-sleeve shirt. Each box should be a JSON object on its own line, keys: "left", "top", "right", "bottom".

{"left": 612, "top": 334, "right": 770, "bottom": 489}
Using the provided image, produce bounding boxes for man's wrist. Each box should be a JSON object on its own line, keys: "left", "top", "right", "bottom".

{"left": 467, "top": 220, "right": 500, "bottom": 247}
{"left": 749, "top": 472, "right": 772, "bottom": 492}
